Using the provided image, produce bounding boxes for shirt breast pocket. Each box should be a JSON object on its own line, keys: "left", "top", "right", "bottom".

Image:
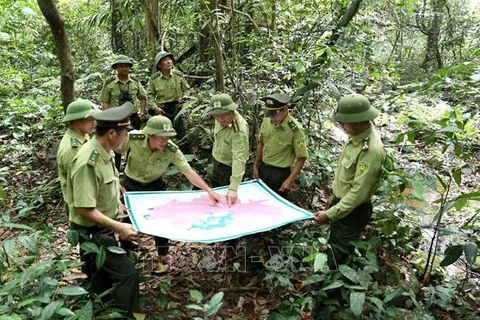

{"left": 98, "top": 173, "right": 119, "bottom": 207}
{"left": 339, "top": 157, "right": 357, "bottom": 183}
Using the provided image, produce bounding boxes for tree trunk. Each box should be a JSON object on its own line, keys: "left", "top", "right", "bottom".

{"left": 421, "top": 0, "right": 445, "bottom": 71}
{"left": 36, "top": 0, "right": 75, "bottom": 111}
{"left": 111, "top": 0, "right": 125, "bottom": 53}
{"left": 209, "top": 0, "right": 225, "bottom": 91}
{"left": 144, "top": 0, "right": 160, "bottom": 48}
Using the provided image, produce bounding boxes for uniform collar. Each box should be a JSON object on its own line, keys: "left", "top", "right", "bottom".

{"left": 272, "top": 113, "right": 291, "bottom": 130}
{"left": 160, "top": 71, "right": 172, "bottom": 79}
{"left": 348, "top": 126, "right": 372, "bottom": 146}
{"left": 114, "top": 74, "right": 132, "bottom": 83}
{"left": 67, "top": 127, "right": 88, "bottom": 143}
{"left": 92, "top": 137, "right": 114, "bottom": 161}
{"left": 214, "top": 111, "right": 238, "bottom": 134}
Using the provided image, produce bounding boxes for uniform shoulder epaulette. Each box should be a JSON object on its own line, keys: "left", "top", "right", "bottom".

{"left": 288, "top": 120, "right": 299, "bottom": 132}
{"left": 70, "top": 137, "right": 79, "bottom": 148}
{"left": 172, "top": 69, "right": 185, "bottom": 77}
{"left": 130, "top": 74, "right": 140, "bottom": 81}
{"left": 104, "top": 76, "right": 116, "bottom": 85}
{"left": 166, "top": 141, "right": 179, "bottom": 153}
{"left": 129, "top": 132, "right": 145, "bottom": 140}
{"left": 362, "top": 137, "right": 370, "bottom": 151}
{"left": 150, "top": 71, "right": 162, "bottom": 80}
{"left": 87, "top": 150, "right": 99, "bottom": 167}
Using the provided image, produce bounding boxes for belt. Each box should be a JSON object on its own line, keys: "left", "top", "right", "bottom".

{"left": 261, "top": 162, "right": 290, "bottom": 170}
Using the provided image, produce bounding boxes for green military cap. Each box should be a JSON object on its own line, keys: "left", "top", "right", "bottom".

{"left": 261, "top": 93, "right": 291, "bottom": 117}
{"left": 62, "top": 99, "right": 98, "bottom": 122}
{"left": 111, "top": 54, "right": 133, "bottom": 69}
{"left": 93, "top": 102, "right": 133, "bottom": 128}
{"left": 155, "top": 51, "right": 174, "bottom": 70}
{"left": 206, "top": 93, "right": 238, "bottom": 115}
{"left": 142, "top": 115, "right": 177, "bottom": 137}
{"left": 334, "top": 93, "right": 379, "bottom": 123}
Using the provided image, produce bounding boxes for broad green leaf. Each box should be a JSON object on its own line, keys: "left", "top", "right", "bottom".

{"left": 56, "top": 307, "right": 75, "bottom": 316}
{"left": 67, "top": 230, "right": 79, "bottom": 246}
{"left": 3, "top": 239, "right": 14, "bottom": 254}
{"left": 368, "top": 296, "right": 384, "bottom": 311}
{"left": 96, "top": 247, "right": 106, "bottom": 269}
{"left": 58, "top": 286, "right": 88, "bottom": 296}
{"left": 453, "top": 197, "right": 468, "bottom": 211}
{"left": 39, "top": 300, "right": 63, "bottom": 320}
{"left": 2, "top": 223, "right": 33, "bottom": 231}
{"left": 440, "top": 245, "right": 463, "bottom": 267}
{"left": 384, "top": 287, "right": 403, "bottom": 304}
{"left": 185, "top": 304, "right": 204, "bottom": 311}
{"left": 322, "top": 281, "right": 344, "bottom": 291}
{"left": 206, "top": 292, "right": 224, "bottom": 316}
{"left": 78, "top": 301, "right": 93, "bottom": 320}
{"left": 339, "top": 265, "right": 359, "bottom": 284}
{"left": 17, "top": 298, "right": 39, "bottom": 308}
{"left": 80, "top": 242, "right": 99, "bottom": 254}
{"left": 189, "top": 289, "right": 203, "bottom": 303}
{"left": 106, "top": 246, "right": 126, "bottom": 254}
{"left": 463, "top": 242, "right": 478, "bottom": 266}
{"left": 411, "top": 179, "right": 424, "bottom": 197}
{"left": 350, "top": 291, "right": 365, "bottom": 316}
{"left": 452, "top": 168, "right": 461, "bottom": 186}
{"left": 302, "top": 274, "right": 325, "bottom": 286}
{"left": 313, "top": 253, "right": 327, "bottom": 272}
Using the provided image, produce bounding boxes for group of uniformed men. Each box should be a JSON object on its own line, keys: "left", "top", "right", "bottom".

{"left": 57, "top": 52, "right": 386, "bottom": 315}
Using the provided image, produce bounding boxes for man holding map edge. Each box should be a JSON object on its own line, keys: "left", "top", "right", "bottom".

{"left": 117, "top": 115, "right": 222, "bottom": 257}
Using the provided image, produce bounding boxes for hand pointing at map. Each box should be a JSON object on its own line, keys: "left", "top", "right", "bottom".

{"left": 206, "top": 189, "right": 223, "bottom": 206}
{"left": 226, "top": 190, "right": 238, "bottom": 207}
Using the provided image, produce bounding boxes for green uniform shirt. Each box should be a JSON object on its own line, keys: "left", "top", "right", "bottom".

{"left": 326, "top": 126, "right": 386, "bottom": 221}
{"left": 121, "top": 130, "right": 191, "bottom": 184}
{"left": 259, "top": 113, "right": 308, "bottom": 168}
{"left": 98, "top": 75, "right": 147, "bottom": 112}
{"left": 57, "top": 128, "right": 89, "bottom": 206}
{"left": 147, "top": 71, "right": 189, "bottom": 110}
{"left": 212, "top": 111, "right": 249, "bottom": 191}
{"left": 69, "top": 138, "right": 120, "bottom": 227}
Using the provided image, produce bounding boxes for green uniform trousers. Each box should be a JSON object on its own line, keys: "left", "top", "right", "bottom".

{"left": 69, "top": 222, "right": 139, "bottom": 315}
{"left": 327, "top": 198, "right": 372, "bottom": 270}
{"left": 259, "top": 162, "right": 291, "bottom": 199}
{"left": 121, "top": 175, "right": 169, "bottom": 254}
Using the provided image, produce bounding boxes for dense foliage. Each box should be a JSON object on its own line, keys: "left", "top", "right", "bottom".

{"left": 1, "top": 0, "right": 479, "bottom": 319}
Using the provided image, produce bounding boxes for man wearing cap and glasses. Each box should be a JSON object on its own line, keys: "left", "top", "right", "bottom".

{"left": 68, "top": 102, "right": 140, "bottom": 315}
{"left": 206, "top": 93, "right": 249, "bottom": 207}
{"left": 116, "top": 115, "right": 222, "bottom": 257}
{"left": 57, "top": 99, "right": 97, "bottom": 212}
{"left": 147, "top": 51, "right": 190, "bottom": 142}
{"left": 253, "top": 93, "right": 308, "bottom": 199}
{"left": 313, "top": 94, "right": 386, "bottom": 270}
{"left": 99, "top": 54, "right": 148, "bottom": 169}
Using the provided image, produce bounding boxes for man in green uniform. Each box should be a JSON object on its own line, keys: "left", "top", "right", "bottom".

{"left": 68, "top": 102, "right": 140, "bottom": 315}
{"left": 99, "top": 54, "right": 148, "bottom": 169}
{"left": 147, "top": 51, "right": 189, "bottom": 142}
{"left": 313, "top": 94, "right": 386, "bottom": 270}
{"left": 117, "top": 115, "right": 222, "bottom": 256}
{"left": 253, "top": 93, "right": 308, "bottom": 199}
{"left": 57, "top": 99, "right": 97, "bottom": 210}
{"left": 206, "top": 93, "right": 249, "bottom": 207}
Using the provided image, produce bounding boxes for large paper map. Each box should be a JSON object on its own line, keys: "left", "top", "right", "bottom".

{"left": 124, "top": 179, "right": 312, "bottom": 243}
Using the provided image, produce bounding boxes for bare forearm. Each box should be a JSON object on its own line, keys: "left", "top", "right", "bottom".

{"left": 254, "top": 142, "right": 264, "bottom": 169}
{"left": 288, "top": 157, "right": 306, "bottom": 181}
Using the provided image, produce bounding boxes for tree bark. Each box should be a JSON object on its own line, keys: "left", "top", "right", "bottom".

{"left": 209, "top": 0, "right": 225, "bottom": 91}
{"left": 37, "top": 0, "right": 75, "bottom": 111}
{"left": 111, "top": 0, "right": 125, "bottom": 53}
{"left": 143, "top": 0, "right": 160, "bottom": 48}
{"left": 420, "top": 0, "right": 445, "bottom": 71}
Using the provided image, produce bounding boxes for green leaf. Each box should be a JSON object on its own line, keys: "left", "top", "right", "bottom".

{"left": 452, "top": 168, "right": 461, "bottom": 186}
{"left": 185, "top": 304, "right": 204, "bottom": 311}
{"left": 39, "top": 300, "right": 63, "bottom": 320}
{"left": 67, "top": 230, "right": 79, "bottom": 246}
{"left": 463, "top": 242, "right": 478, "bottom": 266}
{"left": 350, "top": 291, "right": 365, "bottom": 316}
{"left": 206, "top": 292, "right": 224, "bottom": 316}
{"left": 78, "top": 301, "right": 93, "bottom": 320}
{"left": 313, "top": 253, "right": 327, "bottom": 272}
{"left": 189, "top": 289, "right": 203, "bottom": 303}
{"left": 58, "top": 286, "right": 88, "bottom": 296}
{"left": 384, "top": 287, "right": 403, "bottom": 304}
{"left": 322, "top": 281, "right": 344, "bottom": 291}
{"left": 411, "top": 179, "right": 424, "bottom": 197}
{"left": 339, "top": 265, "right": 360, "bottom": 284}
{"left": 56, "top": 307, "right": 76, "bottom": 316}
{"left": 106, "top": 246, "right": 126, "bottom": 254}
{"left": 2, "top": 223, "right": 33, "bottom": 231}
{"left": 96, "top": 247, "right": 106, "bottom": 269}
{"left": 453, "top": 197, "right": 468, "bottom": 211}
{"left": 368, "top": 296, "right": 384, "bottom": 312}
{"left": 302, "top": 274, "right": 325, "bottom": 286}
{"left": 3, "top": 239, "right": 15, "bottom": 254}
{"left": 80, "top": 242, "right": 99, "bottom": 254}
{"left": 440, "top": 245, "right": 463, "bottom": 267}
